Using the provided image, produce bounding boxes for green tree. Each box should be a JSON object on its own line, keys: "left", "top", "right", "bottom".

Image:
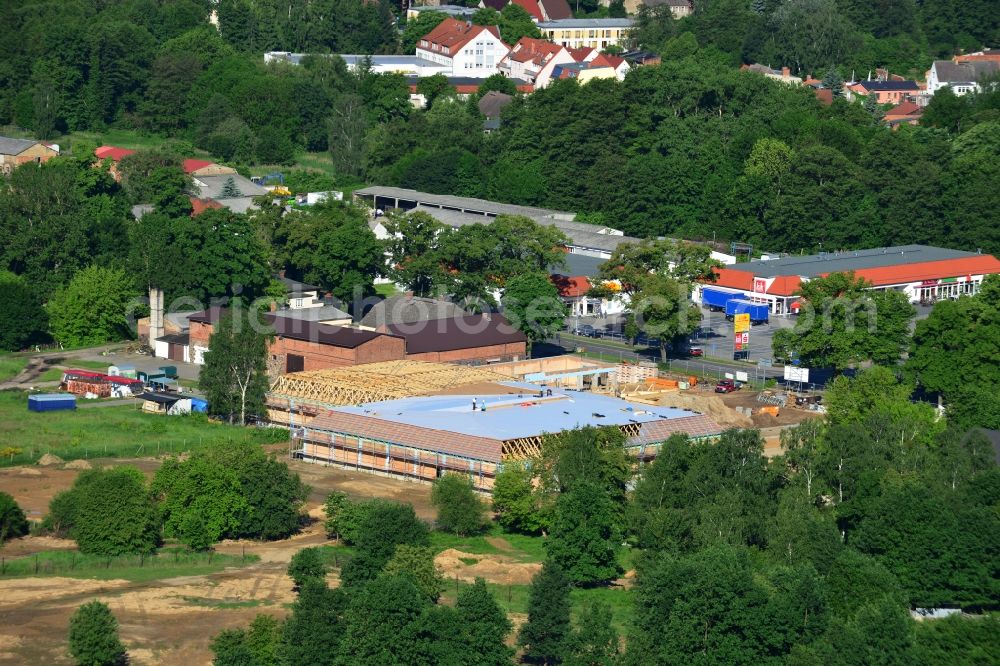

{"left": 212, "top": 614, "right": 281, "bottom": 666}
{"left": 219, "top": 176, "right": 243, "bottom": 198}
{"left": 0, "top": 491, "right": 29, "bottom": 544}
{"left": 431, "top": 473, "right": 489, "bottom": 536}
{"left": 774, "top": 272, "right": 915, "bottom": 373}
{"left": 0, "top": 271, "right": 47, "bottom": 350}
{"left": 383, "top": 545, "right": 445, "bottom": 602}
{"left": 199, "top": 308, "right": 271, "bottom": 426}
{"left": 382, "top": 211, "right": 448, "bottom": 297}
{"left": 47, "top": 266, "right": 139, "bottom": 347}
{"left": 154, "top": 443, "right": 306, "bottom": 550}
{"left": 822, "top": 65, "right": 844, "bottom": 97}
{"left": 632, "top": 273, "right": 702, "bottom": 362}
{"left": 340, "top": 501, "right": 430, "bottom": 587}
{"left": 279, "top": 579, "right": 347, "bottom": 666}
{"left": 323, "top": 491, "right": 349, "bottom": 540}
{"left": 288, "top": 547, "right": 327, "bottom": 588}
{"left": 492, "top": 465, "right": 545, "bottom": 535}
{"left": 565, "top": 601, "right": 619, "bottom": 666}
{"left": 519, "top": 560, "right": 572, "bottom": 664}
{"left": 417, "top": 73, "right": 453, "bottom": 110}
{"left": 503, "top": 272, "right": 568, "bottom": 354}
{"left": 402, "top": 11, "right": 449, "bottom": 52}
{"left": 52, "top": 468, "right": 160, "bottom": 556}
{"left": 545, "top": 480, "right": 623, "bottom": 585}
{"left": 456, "top": 578, "right": 514, "bottom": 666}
{"left": 907, "top": 275, "right": 1000, "bottom": 430}
{"left": 338, "top": 574, "right": 430, "bottom": 665}
{"left": 497, "top": 4, "right": 542, "bottom": 44}
{"left": 68, "top": 601, "right": 127, "bottom": 666}
{"left": 328, "top": 93, "right": 367, "bottom": 178}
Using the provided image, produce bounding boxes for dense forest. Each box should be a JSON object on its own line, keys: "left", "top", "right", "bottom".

{"left": 211, "top": 368, "right": 998, "bottom": 664}
{"left": 2, "top": 0, "right": 999, "bottom": 255}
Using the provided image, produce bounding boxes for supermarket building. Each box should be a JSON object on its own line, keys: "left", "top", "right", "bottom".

{"left": 695, "top": 245, "right": 1000, "bottom": 316}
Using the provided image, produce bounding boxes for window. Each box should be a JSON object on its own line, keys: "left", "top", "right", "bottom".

{"left": 293, "top": 298, "right": 303, "bottom": 308}
{"left": 589, "top": 30, "right": 595, "bottom": 38}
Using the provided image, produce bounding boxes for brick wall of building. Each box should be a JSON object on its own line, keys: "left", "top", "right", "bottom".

{"left": 269, "top": 334, "right": 404, "bottom": 372}
{"left": 406, "top": 342, "right": 525, "bottom": 364}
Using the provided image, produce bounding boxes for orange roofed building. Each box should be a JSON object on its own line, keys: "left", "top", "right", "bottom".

{"left": 696, "top": 245, "right": 1000, "bottom": 315}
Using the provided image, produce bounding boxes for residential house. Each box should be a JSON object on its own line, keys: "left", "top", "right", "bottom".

{"left": 498, "top": 38, "right": 575, "bottom": 89}
{"left": 884, "top": 101, "right": 923, "bottom": 128}
{"left": 406, "top": 75, "right": 530, "bottom": 108}
{"left": 416, "top": 18, "right": 509, "bottom": 77}
{"left": 189, "top": 172, "right": 268, "bottom": 213}
{"left": 626, "top": 0, "right": 692, "bottom": 18}
{"left": 741, "top": 64, "right": 803, "bottom": 85}
{"left": 538, "top": 18, "right": 634, "bottom": 50}
{"left": 478, "top": 90, "right": 514, "bottom": 132}
{"left": 847, "top": 79, "right": 921, "bottom": 104}
{"left": 551, "top": 53, "right": 629, "bottom": 83}
{"left": 492, "top": 0, "right": 572, "bottom": 21}
{"left": 0, "top": 137, "right": 58, "bottom": 175}
{"left": 551, "top": 275, "right": 623, "bottom": 317}
{"left": 926, "top": 59, "right": 1000, "bottom": 95}
{"left": 954, "top": 49, "right": 1000, "bottom": 65}
{"left": 94, "top": 145, "right": 136, "bottom": 181}
{"left": 622, "top": 51, "right": 661, "bottom": 67}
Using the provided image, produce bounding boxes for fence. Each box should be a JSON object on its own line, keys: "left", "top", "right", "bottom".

{"left": 0, "top": 437, "right": 247, "bottom": 468}
{"left": 0, "top": 548, "right": 257, "bottom": 578}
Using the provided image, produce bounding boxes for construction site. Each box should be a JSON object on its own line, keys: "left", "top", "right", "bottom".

{"left": 266, "top": 358, "right": 731, "bottom": 490}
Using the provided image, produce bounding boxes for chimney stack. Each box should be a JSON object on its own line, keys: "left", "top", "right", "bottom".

{"left": 149, "top": 287, "right": 165, "bottom": 347}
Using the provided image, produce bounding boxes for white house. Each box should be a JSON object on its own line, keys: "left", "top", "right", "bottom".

{"left": 498, "top": 38, "right": 575, "bottom": 89}
{"left": 926, "top": 60, "right": 1000, "bottom": 96}
{"left": 416, "top": 18, "right": 509, "bottom": 77}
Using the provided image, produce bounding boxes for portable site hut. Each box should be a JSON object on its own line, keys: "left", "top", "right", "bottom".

{"left": 138, "top": 391, "right": 192, "bottom": 415}
{"left": 148, "top": 377, "right": 178, "bottom": 392}
{"left": 28, "top": 393, "right": 76, "bottom": 412}
{"left": 107, "top": 365, "right": 137, "bottom": 379}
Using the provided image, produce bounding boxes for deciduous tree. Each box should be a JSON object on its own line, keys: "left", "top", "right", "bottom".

{"left": 68, "top": 601, "right": 127, "bottom": 666}
{"left": 199, "top": 308, "right": 271, "bottom": 426}
{"left": 431, "top": 474, "right": 489, "bottom": 536}
{"left": 518, "top": 561, "right": 572, "bottom": 664}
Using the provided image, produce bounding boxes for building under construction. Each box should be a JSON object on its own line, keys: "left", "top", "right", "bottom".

{"left": 268, "top": 360, "right": 722, "bottom": 490}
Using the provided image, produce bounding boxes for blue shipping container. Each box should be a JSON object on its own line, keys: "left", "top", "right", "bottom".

{"left": 725, "top": 299, "right": 769, "bottom": 323}
{"left": 190, "top": 397, "right": 209, "bottom": 413}
{"left": 28, "top": 393, "right": 77, "bottom": 412}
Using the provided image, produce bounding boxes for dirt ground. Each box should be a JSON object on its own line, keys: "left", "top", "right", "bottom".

{"left": 0, "top": 456, "right": 444, "bottom": 665}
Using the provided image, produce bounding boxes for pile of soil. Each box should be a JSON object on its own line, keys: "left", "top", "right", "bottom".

{"left": 646, "top": 391, "right": 753, "bottom": 428}
{"left": 63, "top": 459, "right": 92, "bottom": 470}
{"left": 16, "top": 468, "right": 42, "bottom": 477}
{"left": 36, "top": 454, "right": 64, "bottom": 466}
{"left": 435, "top": 548, "right": 541, "bottom": 586}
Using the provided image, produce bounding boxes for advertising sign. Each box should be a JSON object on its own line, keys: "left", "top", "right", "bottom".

{"left": 753, "top": 277, "right": 767, "bottom": 293}
{"left": 783, "top": 366, "right": 810, "bottom": 383}
{"left": 734, "top": 313, "right": 750, "bottom": 333}
{"left": 736, "top": 371, "right": 749, "bottom": 382}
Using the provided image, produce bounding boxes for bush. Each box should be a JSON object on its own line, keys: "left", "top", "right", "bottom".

{"left": 288, "top": 547, "right": 327, "bottom": 588}
{"left": 431, "top": 474, "right": 489, "bottom": 536}
{"left": 492, "top": 466, "right": 545, "bottom": 535}
{"left": 339, "top": 500, "right": 430, "bottom": 588}
{"left": 0, "top": 491, "right": 29, "bottom": 543}
{"left": 48, "top": 468, "right": 160, "bottom": 556}
{"left": 68, "top": 601, "right": 127, "bottom": 666}
{"left": 382, "top": 545, "right": 444, "bottom": 602}
{"left": 323, "top": 491, "right": 349, "bottom": 540}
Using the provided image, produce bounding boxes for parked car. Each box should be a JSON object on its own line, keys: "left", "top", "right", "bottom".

{"left": 574, "top": 324, "right": 596, "bottom": 337}
{"left": 688, "top": 347, "right": 704, "bottom": 357}
{"left": 715, "top": 379, "right": 740, "bottom": 393}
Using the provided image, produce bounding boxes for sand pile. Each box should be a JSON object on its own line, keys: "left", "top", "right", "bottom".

{"left": 435, "top": 548, "right": 542, "bottom": 586}
{"left": 16, "top": 468, "right": 42, "bottom": 477}
{"left": 36, "top": 454, "right": 64, "bottom": 466}
{"left": 645, "top": 391, "right": 752, "bottom": 428}
{"left": 64, "top": 459, "right": 93, "bottom": 470}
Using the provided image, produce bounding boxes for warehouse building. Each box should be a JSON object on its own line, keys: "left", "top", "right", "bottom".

{"left": 696, "top": 245, "right": 1000, "bottom": 315}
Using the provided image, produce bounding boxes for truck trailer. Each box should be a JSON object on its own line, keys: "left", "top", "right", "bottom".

{"left": 725, "top": 299, "right": 769, "bottom": 323}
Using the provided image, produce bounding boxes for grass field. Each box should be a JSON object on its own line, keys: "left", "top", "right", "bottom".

{"left": 0, "top": 548, "right": 259, "bottom": 582}
{"left": 0, "top": 355, "right": 28, "bottom": 382}
{"left": 0, "top": 390, "right": 287, "bottom": 467}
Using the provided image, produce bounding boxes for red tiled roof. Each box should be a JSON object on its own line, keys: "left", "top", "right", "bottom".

{"left": 190, "top": 197, "right": 223, "bottom": 216}
{"left": 94, "top": 145, "right": 136, "bottom": 162}
{"left": 567, "top": 46, "right": 597, "bottom": 62}
{"left": 538, "top": 0, "right": 572, "bottom": 19}
{"left": 512, "top": 0, "right": 544, "bottom": 20}
{"left": 765, "top": 275, "right": 802, "bottom": 296}
{"left": 182, "top": 158, "right": 214, "bottom": 174}
{"left": 711, "top": 267, "right": 754, "bottom": 291}
{"left": 591, "top": 53, "right": 625, "bottom": 69}
{"left": 310, "top": 409, "right": 504, "bottom": 462}
{"left": 551, "top": 274, "right": 591, "bottom": 297}
{"left": 420, "top": 18, "right": 503, "bottom": 57}
{"left": 508, "top": 37, "right": 564, "bottom": 65}
{"left": 884, "top": 101, "right": 922, "bottom": 118}
{"left": 841, "top": 255, "right": 1000, "bottom": 288}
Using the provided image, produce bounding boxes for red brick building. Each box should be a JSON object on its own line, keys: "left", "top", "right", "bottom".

{"left": 188, "top": 308, "right": 527, "bottom": 372}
